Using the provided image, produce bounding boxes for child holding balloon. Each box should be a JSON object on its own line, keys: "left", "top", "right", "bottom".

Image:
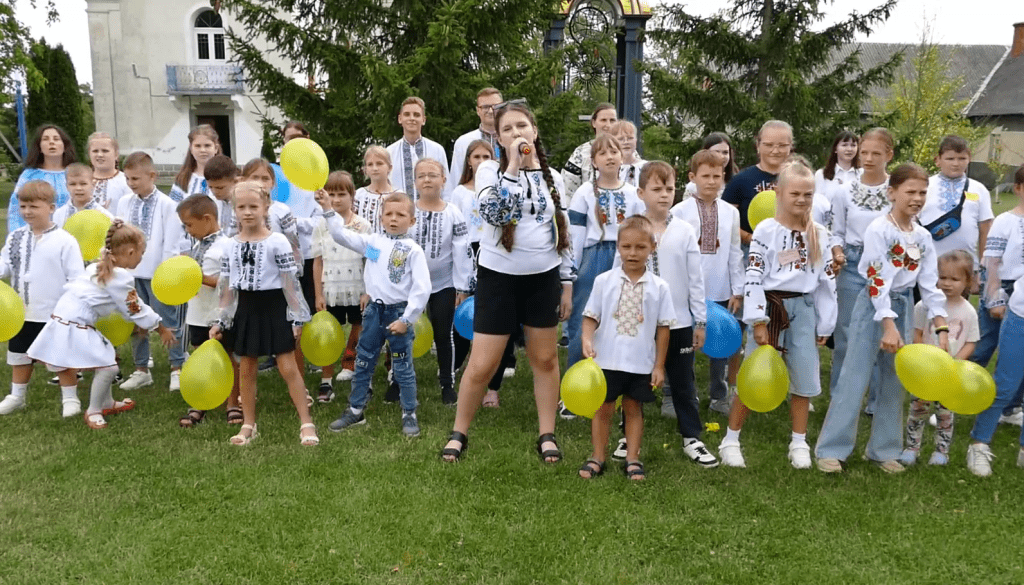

{"left": 87, "top": 132, "right": 133, "bottom": 213}
{"left": 319, "top": 192, "right": 431, "bottom": 437}
{"left": 313, "top": 171, "right": 370, "bottom": 396}
{"left": 26, "top": 219, "right": 175, "bottom": 428}
{"left": 0, "top": 181, "right": 86, "bottom": 417}
{"left": 901, "top": 250, "right": 978, "bottom": 466}
{"left": 169, "top": 125, "right": 221, "bottom": 203}
{"left": 354, "top": 145, "right": 398, "bottom": 235}
{"left": 816, "top": 163, "right": 948, "bottom": 474}
{"left": 566, "top": 134, "right": 645, "bottom": 394}
{"left": 53, "top": 163, "right": 113, "bottom": 228}
{"left": 580, "top": 215, "right": 676, "bottom": 480}
{"left": 208, "top": 181, "right": 317, "bottom": 446}
{"left": 410, "top": 158, "right": 474, "bottom": 405}
{"left": 114, "top": 152, "right": 188, "bottom": 392}
{"left": 719, "top": 159, "right": 837, "bottom": 470}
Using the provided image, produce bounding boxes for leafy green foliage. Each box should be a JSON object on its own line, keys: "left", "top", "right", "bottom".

{"left": 25, "top": 39, "right": 86, "bottom": 155}
{"left": 643, "top": 0, "right": 900, "bottom": 171}
{"left": 221, "top": 0, "right": 590, "bottom": 172}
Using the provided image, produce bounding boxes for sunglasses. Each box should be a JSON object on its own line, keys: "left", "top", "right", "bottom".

{"left": 491, "top": 98, "right": 528, "bottom": 113}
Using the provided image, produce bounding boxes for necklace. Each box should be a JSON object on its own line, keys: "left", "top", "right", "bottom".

{"left": 888, "top": 212, "right": 913, "bottom": 233}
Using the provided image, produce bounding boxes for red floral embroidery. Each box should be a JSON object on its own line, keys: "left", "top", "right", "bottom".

{"left": 892, "top": 258, "right": 903, "bottom": 268}
{"left": 869, "top": 285, "right": 880, "bottom": 297}
{"left": 866, "top": 264, "right": 878, "bottom": 278}
{"left": 892, "top": 244, "right": 904, "bottom": 255}
{"left": 906, "top": 262, "right": 918, "bottom": 272}
{"left": 125, "top": 289, "right": 142, "bottom": 315}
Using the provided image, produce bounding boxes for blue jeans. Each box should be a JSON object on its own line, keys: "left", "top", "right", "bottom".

{"left": 970, "top": 308, "right": 1024, "bottom": 446}
{"left": 351, "top": 301, "right": 417, "bottom": 412}
{"left": 745, "top": 294, "right": 822, "bottom": 398}
{"left": 131, "top": 278, "right": 187, "bottom": 368}
{"left": 829, "top": 245, "right": 881, "bottom": 410}
{"left": 567, "top": 241, "right": 617, "bottom": 368}
{"left": 970, "top": 280, "right": 1023, "bottom": 415}
{"left": 816, "top": 288, "right": 912, "bottom": 462}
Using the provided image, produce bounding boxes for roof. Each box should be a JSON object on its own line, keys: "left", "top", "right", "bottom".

{"left": 828, "top": 43, "right": 1009, "bottom": 114}
{"left": 968, "top": 52, "right": 1024, "bottom": 117}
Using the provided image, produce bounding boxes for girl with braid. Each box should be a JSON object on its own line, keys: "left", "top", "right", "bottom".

{"left": 441, "top": 103, "right": 575, "bottom": 463}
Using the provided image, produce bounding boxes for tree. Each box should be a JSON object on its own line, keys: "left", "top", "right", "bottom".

{"left": 0, "top": 1, "right": 58, "bottom": 109}
{"left": 643, "top": 0, "right": 901, "bottom": 171}
{"left": 219, "top": 0, "right": 585, "bottom": 173}
{"left": 873, "top": 39, "right": 991, "bottom": 175}
{"left": 24, "top": 39, "right": 85, "bottom": 153}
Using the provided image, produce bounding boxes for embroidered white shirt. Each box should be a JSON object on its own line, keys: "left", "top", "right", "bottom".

{"left": 0, "top": 224, "right": 85, "bottom": 321}
{"left": 216, "top": 233, "right": 311, "bottom": 327}
{"left": 312, "top": 214, "right": 370, "bottom": 307}
{"left": 353, "top": 187, "right": 397, "bottom": 235}
{"left": 186, "top": 232, "right": 229, "bottom": 327}
{"left": 567, "top": 182, "right": 645, "bottom": 268}
{"left": 561, "top": 141, "right": 592, "bottom": 201}
{"left": 52, "top": 201, "right": 113, "bottom": 229}
{"left": 815, "top": 166, "right": 861, "bottom": 203}
{"left": 639, "top": 218, "right": 706, "bottom": 329}
{"left": 984, "top": 211, "right": 1024, "bottom": 281}
{"left": 829, "top": 178, "right": 890, "bottom": 249}
{"left": 91, "top": 171, "right": 133, "bottom": 212}
{"left": 920, "top": 175, "right": 994, "bottom": 262}
{"left": 671, "top": 197, "right": 744, "bottom": 302}
{"left": 859, "top": 216, "right": 946, "bottom": 322}
{"left": 115, "top": 188, "right": 185, "bottom": 279}
{"left": 583, "top": 267, "right": 676, "bottom": 374}
{"left": 450, "top": 184, "right": 485, "bottom": 243}
{"left": 619, "top": 158, "right": 647, "bottom": 188}
{"left": 169, "top": 173, "right": 211, "bottom": 203}
{"left": 446, "top": 128, "right": 499, "bottom": 197}
{"left": 412, "top": 202, "right": 474, "bottom": 294}
{"left": 387, "top": 136, "right": 449, "bottom": 199}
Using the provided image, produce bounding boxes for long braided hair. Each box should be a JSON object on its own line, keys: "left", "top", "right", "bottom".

{"left": 494, "top": 104, "right": 570, "bottom": 254}
{"left": 95, "top": 219, "right": 145, "bottom": 285}
{"left": 589, "top": 133, "right": 624, "bottom": 241}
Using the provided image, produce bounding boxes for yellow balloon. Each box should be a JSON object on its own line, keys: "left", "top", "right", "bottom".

{"left": 280, "top": 138, "right": 330, "bottom": 191}
{"left": 64, "top": 209, "right": 112, "bottom": 261}
{"left": 301, "top": 311, "right": 345, "bottom": 367}
{"left": 737, "top": 345, "right": 789, "bottom": 412}
{"left": 560, "top": 358, "right": 607, "bottom": 419}
{"left": 747, "top": 189, "right": 776, "bottom": 230}
{"left": 152, "top": 256, "right": 202, "bottom": 306}
{"left": 944, "top": 361, "right": 996, "bottom": 415}
{"left": 180, "top": 339, "right": 234, "bottom": 410}
{"left": 0, "top": 280, "right": 25, "bottom": 342}
{"left": 412, "top": 313, "right": 433, "bottom": 358}
{"left": 96, "top": 313, "right": 134, "bottom": 346}
{"left": 895, "top": 344, "right": 957, "bottom": 402}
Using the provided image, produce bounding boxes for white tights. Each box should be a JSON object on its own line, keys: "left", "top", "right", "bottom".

{"left": 87, "top": 365, "right": 120, "bottom": 414}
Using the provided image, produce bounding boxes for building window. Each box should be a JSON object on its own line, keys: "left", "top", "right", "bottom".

{"left": 194, "top": 10, "right": 226, "bottom": 62}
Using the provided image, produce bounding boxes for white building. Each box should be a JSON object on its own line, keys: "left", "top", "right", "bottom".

{"left": 85, "top": 0, "right": 292, "bottom": 169}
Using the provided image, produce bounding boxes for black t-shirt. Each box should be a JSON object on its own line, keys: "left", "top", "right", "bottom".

{"left": 722, "top": 165, "right": 778, "bottom": 234}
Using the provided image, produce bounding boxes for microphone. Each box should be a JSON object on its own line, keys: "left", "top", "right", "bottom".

{"left": 518, "top": 142, "right": 532, "bottom": 156}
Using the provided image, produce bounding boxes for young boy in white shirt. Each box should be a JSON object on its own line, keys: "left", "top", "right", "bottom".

{"left": 0, "top": 180, "right": 86, "bottom": 416}
{"left": 320, "top": 192, "right": 432, "bottom": 437}
{"left": 387, "top": 96, "right": 449, "bottom": 200}
{"left": 53, "top": 163, "right": 114, "bottom": 228}
{"left": 115, "top": 152, "right": 188, "bottom": 391}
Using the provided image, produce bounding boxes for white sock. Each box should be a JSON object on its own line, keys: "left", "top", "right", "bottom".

{"left": 87, "top": 366, "right": 119, "bottom": 414}
{"left": 724, "top": 427, "right": 741, "bottom": 444}
{"left": 321, "top": 377, "right": 331, "bottom": 385}
{"left": 61, "top": 385, "right": 79, "bottom": 403}
{"left": 791, "top": 431, "right": 807, "bottom": 445}
{"left": 10, "top": 383, "right": 28, "bottom": 399}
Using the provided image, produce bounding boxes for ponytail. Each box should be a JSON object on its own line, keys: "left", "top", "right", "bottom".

{"left": 95, "top": 219, "right": 145, "bottom": 285}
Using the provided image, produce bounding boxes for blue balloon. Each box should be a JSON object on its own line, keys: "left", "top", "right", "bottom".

{"left": 455, "top": 296, "right": 475, "bottom": 340}
{"left": 703, "top": 300, "right": 742, "bottom": 359}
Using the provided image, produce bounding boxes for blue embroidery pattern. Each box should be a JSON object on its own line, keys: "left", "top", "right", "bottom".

{"left": 129, "top": 191, "right": 159, "bottom": 238}
{"left": 388, "top": 241, "right": 411, "bottom": 284}
{"left": 479, "top": 181, "right": 521, "bottom": 226}
{"left": 9, "top": 228, "right": 28, "bottom": 303}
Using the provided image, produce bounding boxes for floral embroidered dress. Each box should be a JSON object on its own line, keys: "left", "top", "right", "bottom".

{"left": 859, "top": 216, "right": 946, "bottom": 322}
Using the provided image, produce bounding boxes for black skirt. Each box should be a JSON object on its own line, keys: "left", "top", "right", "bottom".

{"left": 222, "top": 289, "right": 295, "bottom": 358}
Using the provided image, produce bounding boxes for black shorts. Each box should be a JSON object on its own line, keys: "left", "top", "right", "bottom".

{"left": 603, "top": 369, "right": 655, "bottom": 404}
{"left": 8, "top": 321, "right": 46, "bottom": 354}
{"left": 327, "top": 304, "right": 362, "bottom": 326}
{"left": 474, "top": 265, "right": 561, "bottom": 335}
{"left": 188, "top": 325, "right": 211, "bottom": 348}
{"left": 300, "top": 258, "right": 316, "bottom": 312}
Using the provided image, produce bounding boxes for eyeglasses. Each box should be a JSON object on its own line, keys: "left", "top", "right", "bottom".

{"left": 491, "top": 98, "right": 528, "bottom": 113}
{"left": 761, "top": 143, "right": 792, "bottom": 152}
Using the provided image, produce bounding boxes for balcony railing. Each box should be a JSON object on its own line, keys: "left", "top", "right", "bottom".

{"left": 166, "top": 65, "right": 244, "bottom": 95}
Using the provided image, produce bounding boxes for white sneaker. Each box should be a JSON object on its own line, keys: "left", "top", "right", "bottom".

{"left": 169, "top": 370, "right": 180, "bottom": 391}
{"left": 966, "top": 443, "right": 994, "bottom": 477}
{"left": 611, "top": 437, "right": 628, "bottom": 461}
{"left": 999, "top": 410, "right": 1024, "bottom": 426}
{"left": 62, "top": 398, "right": 82, "bottom": 418}
{"left": 335, "top": 369, "right": 354, "bottom": 382}
{"left": 119, "top": 370, "right": 153, "bottom": 391}
{"left": 503, "top": 367, "right": 515, "bottom": 379}
{"left": 0, "top": 394, "right": 26, "bottom": 415}
{"left": 682, "top": 438, "right": 719, "bottom": 468}
{"left": 719, "top": 441, "right": 746, "bottom": 468}
{"left": 788, "top": 441, "right": 812, "bottom": 469}
{"left": 148, "top": 358, "right": 154, "bottom": 369}
{"left": 928, "top": 413, "right": 937, "bottom": 427}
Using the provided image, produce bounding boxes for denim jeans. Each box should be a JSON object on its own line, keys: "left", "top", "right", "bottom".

{"left": 970, "top": 308, "right": 1024, "bottom": 446}
{"left": 970, "top": 279, "right": 1023, "bottom": 415}
{"left": 350, "top": 301, "right": 417, "bottom": 412}
{"left": 829, "top": 245, "right": 882, "bottom": 410}
{"left": 567, "top": 241, "right": 617, "bottom": 368}
{"left": 816, "top": 287, "right": 912, "bottom": 462}
{"left": 131, "top": 278, "right": 187, "bottom": 368}
{"left": 744, "top": 294, "right": 821, "bottom": 398}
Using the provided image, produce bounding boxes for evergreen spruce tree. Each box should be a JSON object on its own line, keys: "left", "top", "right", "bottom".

{"left": 24, "top": 41, "right": 50, "bottom": 133}
{"left": 25, "top": 40, "right": 84, "bottom": 152}
{"left": 644, "top": 0, "right": 901, "bottom": 170}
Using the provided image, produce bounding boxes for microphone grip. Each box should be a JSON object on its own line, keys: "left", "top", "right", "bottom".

{"left": 518, "top": 143, "right": 532, "bottom": 156}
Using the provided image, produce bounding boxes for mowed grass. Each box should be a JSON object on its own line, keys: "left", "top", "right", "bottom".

{"left": 0, "top": 186, "right": 1022, "bottom": 584}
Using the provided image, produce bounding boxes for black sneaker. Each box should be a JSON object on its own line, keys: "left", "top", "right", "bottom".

{"left": 558, "top": 400, "right": 577, "bottom": 420}
{"left": 114, "top": 371, "right": 124, "bottom": 384}
{"left": 384, "top": 370, "right": 400, "bottom": 403}
{"left": 317, "top": 383, "right": 335, "bottom": 404}
{"left": 49, "top": 373, "right": 84, "bottom": 385}
{"left": 258, "top": 356, "right": 277, "bottom": 374}
{"left": 441, "top": 384, "right": 457, "bottom": 406}
{"left": 558, "top": 335, "right": 569, "bottom": 348}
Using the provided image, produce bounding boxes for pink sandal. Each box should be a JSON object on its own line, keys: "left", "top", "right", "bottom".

{"left": 83, "top": 412, "right": 107, "bottom": 429}
{"left": 102, "top": 398, "right": 136, "bottom": 416}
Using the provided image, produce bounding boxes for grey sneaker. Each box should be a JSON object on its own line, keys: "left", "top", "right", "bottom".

{"left": 402, "top": 411, "right": 420, "bottom": 438}
{"left": 329, "top": 408, "right": 365, "bottom": 432}
{"left": 661, "top": 396, "right": 677, "bottom": 419}
{"left": 709, "top": 398, "right": 731, "bottom": 416}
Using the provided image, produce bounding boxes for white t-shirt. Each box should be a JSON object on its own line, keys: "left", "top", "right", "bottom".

{"left": 920, "top": 175, "right": 994, "bottom": 262}
{"left": 913, "top": 296, "right": 979, "bottom": 358}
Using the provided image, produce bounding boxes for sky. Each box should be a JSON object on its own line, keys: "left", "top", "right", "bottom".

{"left": 15, "top": 0, "right": 1024, "bottom": 87}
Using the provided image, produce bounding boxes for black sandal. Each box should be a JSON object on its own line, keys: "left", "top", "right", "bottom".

{"left": 441, "top": 431, "right": 469, "bottom": 462}
{"left": 179, "top": 409, "right": 206, "bottom": 428}
{"left": 536, "top": 433, "right": 563, "bottom": 463}
{"left": 624, "top": 460, "right": 646, "bottom": 480}
{"left": 226, "top": 406, "right": 244, "bottom": 425}
{"left": 578, "top": 459, "right": 605, "bottom": 479}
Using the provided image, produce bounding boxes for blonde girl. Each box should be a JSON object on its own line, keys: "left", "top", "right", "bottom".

{"left": 209, "top": 181, "right": 317, "bottom": 446}
{"left": 87, "top": 132, "right": 133, "bottom": 212}
{"left": 354, "top": 145, "right": 397, "bottom": 234}
{"left": 169, "top": 125, "right": 221, "bottom": 202}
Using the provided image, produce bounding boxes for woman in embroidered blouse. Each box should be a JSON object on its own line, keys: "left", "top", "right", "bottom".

{"left": 442, "top": 103, "right": 574, "bottom": 463}
{"left": 7, "top": 125, "right": 77, "bottom": 232}
{"left": 561, "top": 103, "right": 617, "bottom": 198}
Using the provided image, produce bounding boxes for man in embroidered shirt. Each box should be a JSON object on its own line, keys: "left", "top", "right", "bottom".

{"left": 387, "top": 96, "right": 449, "bottom": 200}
